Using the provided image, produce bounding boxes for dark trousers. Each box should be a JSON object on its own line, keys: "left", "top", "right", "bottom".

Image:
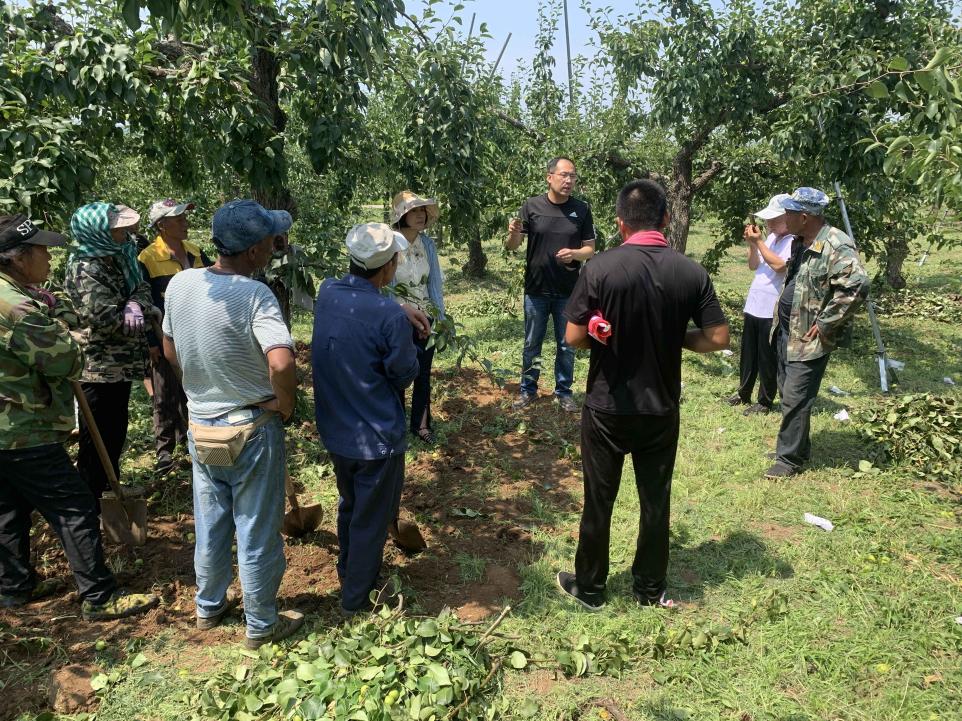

{"left": 775, "top": 331, "right": 831, "bottom": 470}
{"left": 331, "top": 453, "right": 404, "bottom": 612}
{"left": 0, "top": 444, "right": 116, "bottom": 605}
{"left": 77, "top": 381, "right": 132, "bottom": 498}
{"left": 408, "top": 331, "right": 435, "bottom": 433}
{"left": 151, "top": 356, "right": 188, "bottom": 458}
{"left": 737, "top": 313, "right": 778, "bottom": 407}
{"left": 575, "top": 407, "right": 680, "bottom": 601}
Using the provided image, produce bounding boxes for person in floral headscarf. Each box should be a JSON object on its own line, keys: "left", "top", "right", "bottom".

{"left": 64, "top": 202, "right": 158, "bottom": 499}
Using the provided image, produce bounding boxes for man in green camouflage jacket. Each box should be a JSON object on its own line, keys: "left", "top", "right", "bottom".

{"left": 765, "top": 188, "right": 870, "bottom": 479}
{"left": 0, "top": 214, "right": 158, "bottom": 620}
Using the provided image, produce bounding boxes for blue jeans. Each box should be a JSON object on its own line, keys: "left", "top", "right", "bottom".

{"left": 188, "top": 408, "right": 286, "bottom": 638}
{"left": 521, "top": 294, "right": 575, "bottom": 397}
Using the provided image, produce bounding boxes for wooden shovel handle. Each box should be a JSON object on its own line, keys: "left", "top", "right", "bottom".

{"left": 71, "top": 381, "right": 126, "bottom": 501}
{"left": 285, "top": 470, "right": 301, "bottom": 512}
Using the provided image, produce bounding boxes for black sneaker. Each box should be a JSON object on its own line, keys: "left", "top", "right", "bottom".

{"left": 764, "top": 462, "right": 798, "bottom": 479}
{"left": 743, "top": 403, "right": 773, "bottom": 416}
{"left": 555, "top": 571, "right": 605, "bottom": 612}
{"left": 633, "top": 589, "right": 676, "bottom": 609}
{"left": 244, "top": 610, "right": 305, "bottom": 649}
{"left": 556, "top": 395, "right": 579, "bottom": 413}
{"left": 512, "top": 393, "right": 536, "bottom": 410}
{"left": 726, "top": 394, "right": 749, "bottom": 407}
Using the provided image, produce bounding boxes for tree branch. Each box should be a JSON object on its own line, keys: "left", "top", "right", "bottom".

{"left": 492, "top": 110, "right": 544, "bottom": 142}
{"left": 692, "top": 160, "right": 724, "bottom": 193}
{"left": 604, "top": 150, "right": 666, "bottom": 183}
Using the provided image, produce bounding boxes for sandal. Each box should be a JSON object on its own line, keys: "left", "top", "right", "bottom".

{"left": 416, "top": 428, "right": 436, "bottom": 445}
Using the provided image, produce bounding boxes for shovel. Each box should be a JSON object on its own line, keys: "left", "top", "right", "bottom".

{"left": 72, "top": 381, "right": 148, "bottom": 547}
{"left": 282, "top": 471, "right": 323, "bottom": 537}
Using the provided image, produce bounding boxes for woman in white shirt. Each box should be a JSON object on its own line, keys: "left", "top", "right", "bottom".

{"left": 390, "top": 191, "right": 445, "bottom": 444}
{"left": 728, "top": 194, "right": 794, "bottom": 415}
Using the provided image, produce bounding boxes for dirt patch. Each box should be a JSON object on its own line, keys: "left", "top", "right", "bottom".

{"left": 48, "top": 664, "right": 97, "bottom": 715}
{"left": 0, "top": 366, "right": 585, "bottom": 717}
{"left": 455, "top": 565, "right": 522, "bottom": 622}
{"left": 754, "top": 521, "right": 801, "bottom": 544}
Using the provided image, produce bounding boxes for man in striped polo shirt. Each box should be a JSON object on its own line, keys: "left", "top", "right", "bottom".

{"left": 162, "top": 199, "right": 303, "bottom": 649}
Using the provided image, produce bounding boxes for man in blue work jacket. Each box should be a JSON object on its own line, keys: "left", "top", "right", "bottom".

{"left": 312, "top": 223, "right": 422, "bottom": 616}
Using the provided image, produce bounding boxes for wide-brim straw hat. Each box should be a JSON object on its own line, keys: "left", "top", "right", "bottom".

{"left": 391, "top": 191, "right": 439, "bottom": 228}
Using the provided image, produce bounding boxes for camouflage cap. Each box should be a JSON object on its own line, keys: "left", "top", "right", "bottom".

{"left": 780, "top": 187, "right": 830, "bottom": 215}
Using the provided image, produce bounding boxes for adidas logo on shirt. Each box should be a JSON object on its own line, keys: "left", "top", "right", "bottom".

{"left": 569, "top": 211, "right": 578, "bottom": 218}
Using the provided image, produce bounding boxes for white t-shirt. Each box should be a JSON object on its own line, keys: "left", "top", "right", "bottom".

{"left": 162, "top": 268, "right": 294, "bottom": 418}
{"left": 743, "top": 233, "right": 793, "bottom": 319}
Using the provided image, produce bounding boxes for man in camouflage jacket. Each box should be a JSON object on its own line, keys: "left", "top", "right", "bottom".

{"left": 766, "top": 188, "right": 870, "bottom": 479}
{"left": 0, "top": 214, "right": 158, "bottom": 620}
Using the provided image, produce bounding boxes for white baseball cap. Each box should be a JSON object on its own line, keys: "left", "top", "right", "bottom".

{"left": 754, "top": 194, "right": 791, "bottom": 220}
{"left": 148, "top": 198, "right": 195, "bottom": 227}
{"left": 345, "top": 223, "right": 409, "bottom": 270}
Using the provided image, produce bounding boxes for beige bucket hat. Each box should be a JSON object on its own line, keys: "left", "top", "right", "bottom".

{"left": 391, "top": 190, "right": 439, "bottom": 228}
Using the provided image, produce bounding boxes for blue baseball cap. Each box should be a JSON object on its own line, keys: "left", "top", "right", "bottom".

{"left": 211, "top": 199, "right": 293, "bottom": 255}
{"left": 780, "top": 187, "right": 830, "bottom": 215}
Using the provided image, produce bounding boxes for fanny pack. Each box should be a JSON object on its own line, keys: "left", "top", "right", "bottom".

{"left": 189, "top": 410, "right": 276, "bottom": 467}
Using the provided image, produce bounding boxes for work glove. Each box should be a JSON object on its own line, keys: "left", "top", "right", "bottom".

{"left": 122, "top": 300, "right": 145, "bottom": 336}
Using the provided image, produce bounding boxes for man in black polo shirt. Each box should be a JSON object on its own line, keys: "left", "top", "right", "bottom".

{"left": 556, "top": 179, "right": 729, "bottom": 611}
{"left": 506, "top": 157, "right": 596, "bottom": 413}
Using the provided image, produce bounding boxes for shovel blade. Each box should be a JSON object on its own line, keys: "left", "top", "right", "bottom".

{"left": 283, "top": 504, "right": 323, "bottom": 537}
{"left": 101, "top": 488, "right": 148, "bottom": 547}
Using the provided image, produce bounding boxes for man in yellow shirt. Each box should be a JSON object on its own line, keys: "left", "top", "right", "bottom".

{"left": 138, "top": 199, "right": 211, "bottom": 474}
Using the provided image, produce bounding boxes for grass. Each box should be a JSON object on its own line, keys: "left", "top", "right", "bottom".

{"left": 17, "top": 222, "right": 962, "bottom": 721}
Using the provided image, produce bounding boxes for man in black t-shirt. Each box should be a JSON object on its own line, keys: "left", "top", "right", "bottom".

{"left": 506, "top": 157, "right": 596, "bottom": 413}
{"left": 555, "top": 180, "right": 729, "bottom": 612}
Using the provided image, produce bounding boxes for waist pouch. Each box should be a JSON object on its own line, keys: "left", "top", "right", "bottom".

{"left": 189, "top": 410, "right": 276, "bottom": 466}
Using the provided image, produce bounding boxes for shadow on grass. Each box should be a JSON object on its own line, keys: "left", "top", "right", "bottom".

{"left": 606, "top": 525, "right": 793, "bottom": 603}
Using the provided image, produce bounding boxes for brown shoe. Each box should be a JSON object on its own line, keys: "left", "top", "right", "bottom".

{"left": 244, "top": 609, "right": 305, "bottom": 649}
{"left": 196, "top": 590, "right": 240, "bottom": 630}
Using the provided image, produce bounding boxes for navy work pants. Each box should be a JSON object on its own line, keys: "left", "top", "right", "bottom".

{"left": 331, "top": 453, "right": 405, "bottom": 612}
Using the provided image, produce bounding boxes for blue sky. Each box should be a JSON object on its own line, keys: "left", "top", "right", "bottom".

{"left": 412, "top": 0, "right": 644, "bottom": 84}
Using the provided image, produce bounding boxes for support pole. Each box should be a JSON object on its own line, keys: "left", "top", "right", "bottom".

{"left": 830, "top": 180, "right": 890, "bottom": 393}
{"left": 490, "top": 33, "right": 512, "bottom": 79}
{"left": 817, "top": 116, "right": 889, "bottom": 392}
{"left": 562, "top": 0, "right": 574, "bottom": 104}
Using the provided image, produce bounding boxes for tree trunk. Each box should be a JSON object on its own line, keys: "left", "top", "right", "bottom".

{"left": 248, "top": 17, "right": 295, "bottom": 215}
{"left": 667, "top": 150, "right": 694, "bottom": 254}
{"left": 884, "top": 234, "right": 909, "bottom": 289}
{"left": 462, "top": 230, "right": 487, "bottom": 277}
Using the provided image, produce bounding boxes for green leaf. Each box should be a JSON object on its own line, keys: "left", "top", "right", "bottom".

{"left": 121, "top": 0, "right": 141, "bottom": 30}
{"left": 924, "top": 47, "right": 953, "bottom": 70}
{"left": 864, "top": 81, "right": 889, "bottom": 99}
{"left": 130, "top": 653, "right": 148, "bottom": 668}
{"left": 508, "top": 650, "right": 528, "bottom": 669}
{"left": 428, "top": 663, "right": 452, "bottom": 687}
{"left": 517, "top": 698, "right": 541, "bottom": 717}
{"left": 888, "top": 56, "right": 909, "bottom": 72}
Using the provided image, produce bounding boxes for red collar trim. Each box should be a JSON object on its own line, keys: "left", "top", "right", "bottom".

{"left": 623, "top": 230, "right": 669, "bottom": 247}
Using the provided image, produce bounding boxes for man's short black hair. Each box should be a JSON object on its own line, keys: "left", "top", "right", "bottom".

{"left": 616, "top": 179, "right": 668, "bottom": 232}
{"left": 547, "top": 156, "right": 576, "bottom": 174}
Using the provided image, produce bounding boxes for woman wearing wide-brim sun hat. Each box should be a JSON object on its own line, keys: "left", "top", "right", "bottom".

{"left": 390, "top": 190, "right": 445, "bottom": 445}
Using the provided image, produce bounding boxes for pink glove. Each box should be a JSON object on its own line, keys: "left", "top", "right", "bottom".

{"left": 28, "top": 286, "right": 57, "bottom": 309}
{"left": 588, "top": 312, "right": 612, "bottom": 345}
{"left": 122, "top": 300, "right": 145, "bottom": 336}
